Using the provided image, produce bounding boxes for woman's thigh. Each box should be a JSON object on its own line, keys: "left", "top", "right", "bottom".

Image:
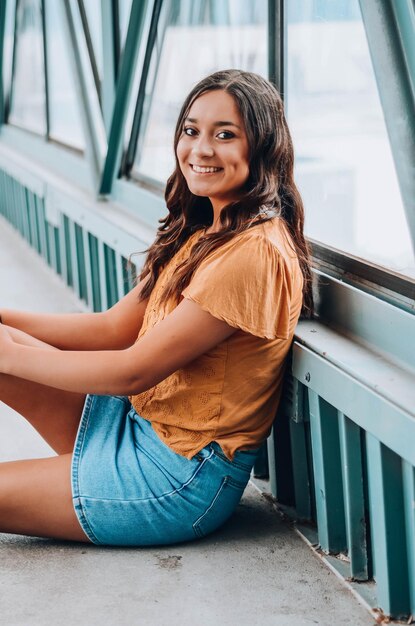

{"left": 0, "top": 453, "right": 92, "bottom": 543}
{"left": 0, "top": 373, "right": 86, "bottom": 454}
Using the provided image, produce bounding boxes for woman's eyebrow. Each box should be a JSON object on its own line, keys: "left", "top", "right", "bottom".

{"left": 185, "top": 117, "right": 241, "bottom": 130}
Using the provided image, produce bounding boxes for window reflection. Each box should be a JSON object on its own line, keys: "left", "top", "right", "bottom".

{"left": 9, "top": 0, "right": 46, "bottom": 135}
{"left": 286, "top": 0, "right": 415, "bottom": 278}
{"left": 133, "top": 0, "right": 268, "bottom": 184}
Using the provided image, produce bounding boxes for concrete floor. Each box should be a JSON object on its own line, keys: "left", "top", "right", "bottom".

{"left": 0, "top": 216, "right": 377, "bottom": 626}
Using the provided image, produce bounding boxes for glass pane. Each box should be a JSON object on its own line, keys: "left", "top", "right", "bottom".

{"left": 9, "top": 0, "right": 46, "bottom": 135}
{"left": 45, "top": 0, "right": 84, "bottom": 149}
{"left": 286, "top": 0, "right": 415, "bottom": 279}
{"left": 82, "top": 0, "right": 103, "bottom": 79}
{"left": 133, "top": 0, "right": 268, "bottom": 184}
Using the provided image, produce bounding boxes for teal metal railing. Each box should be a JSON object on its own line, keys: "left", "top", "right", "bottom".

{"left": 266, "top": 312, "right": 415, "bottom": 620}
{"left": 0, "top": 170, "right": 140, "bottom": 310}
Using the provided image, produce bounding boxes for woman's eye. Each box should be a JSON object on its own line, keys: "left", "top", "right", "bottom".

{"left": 217, "top": 131, "right": 234, "bottom": 140}
{"left": 183, "top": 127, "right": 197, "bottom": 136}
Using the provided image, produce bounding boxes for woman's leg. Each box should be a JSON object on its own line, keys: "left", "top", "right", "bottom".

{"left": 0, "top": 326, "right": 86, "bottom": 454}
{"left": 0, "top": 328, "right": 92, "bottom": 543}
{"left": 0, "top": 453, "right": 92, "bottom": 542}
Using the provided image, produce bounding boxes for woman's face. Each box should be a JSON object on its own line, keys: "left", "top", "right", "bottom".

{"left": 176, "top": 89, "right": 250, "bottom": 211}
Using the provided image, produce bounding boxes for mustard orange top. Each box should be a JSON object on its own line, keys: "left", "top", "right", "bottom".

{"left": 130, "top": 217, "right": 304, "bottom": 460}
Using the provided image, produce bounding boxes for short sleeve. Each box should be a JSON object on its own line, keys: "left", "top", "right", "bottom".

{"left": 181, "top": 235, "right": 292, "bottom": 339}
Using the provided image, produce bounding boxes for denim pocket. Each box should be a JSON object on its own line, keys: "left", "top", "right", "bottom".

{"left": 192, "top": 475, "right": 246, "bottom": 538}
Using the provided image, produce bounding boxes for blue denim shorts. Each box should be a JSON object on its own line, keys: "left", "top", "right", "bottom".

{"left": 71, "top": 394, "right": 259, "bottom": 546}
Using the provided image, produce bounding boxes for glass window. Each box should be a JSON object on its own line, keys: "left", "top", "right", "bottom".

{"left": 8, "top": 0, "right": 46, "bottom": 135}
{"left": 132, "top": 0, "right": 268, "bottom": 184}
{"left": 45, "top": 0, "right": 85, "bottom": 149}
{"left": 286, "top": 0, "right": 415, "bottom": 279}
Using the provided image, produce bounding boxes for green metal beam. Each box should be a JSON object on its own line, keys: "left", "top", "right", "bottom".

{"left": 0, "top": 0, "right": 7, "bottom": 125}
{"left": 100, "top": 0, "right": 117, "bottom": 135}
{"left": 359, "top": 0, "right": 415, "bottom": 255}
{"left": 99, "top": 0, "right": 149, "bottom": 195}
{"left": 62, "top": 0, "right": 107, "bottom": 192}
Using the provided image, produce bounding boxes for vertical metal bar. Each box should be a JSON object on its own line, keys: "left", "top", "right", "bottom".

{"left": 6, "top": 0, "right": 19, "bottom": 121}
{"left": 98, "top": 240, "right": 108, "bottom": 311}
{"left": 365, "top": 432, "right": 410, "bottom": 617}
{"left": 74, "top": 222, "right": 88, "bottom": 302}
{"left": 115, "top": 252, "right": 125, "bottom": 302}
{"left": 104, "top": 243, "right": 118, "bottom": 307}
{"left": 338, "top": 412, "right": 368, "bottom": 580}
{"left": 54, "top": 226, "right": 61, "bottom": 275}
{"left": 358, "top": 0, "right": 415, "bottom": 253}
{"left": 0, "top": 0, "right": 7, "bottom": 126}
{"left": 37, "top": 196, "right": 50, "bottom": 264}
{"left": 63, "top": 215, "right": 73, "bottom": 287}
{"left": 402, "top": 461, "right": 415, "bottom": 616}
{"left": 266, "top": 425, "right": 278, "bottom": 498}
{"left": 308, "top": 390, "right": 347, "bottom": 553}
{"left": 41, "top": 0, "right": 50, "bottom": 137}
{"left": 47, "top": 222, "right": 57, "bottom": 272}
{"left": 68, "top": 219, "right": 80, "bottom": 298}
{"left": 289, "top": 418, "right": 312, "bottom": 520}
{"left": 82, "top": 228, "right": 94, "bottom": 309}
{"left": 99, "top": 0, "right": 149, "bottom": 194}
{"left": 89, "top": 233, "right": 102, "bottom": 311}
{"left": 26, "top": 189, "right": 39, "bottom": 251}
{"left": 58, "top": 213, "right": 68, "bottom": 284}
{"left": 268, "top": 0, "right": 284, "bottom": 94}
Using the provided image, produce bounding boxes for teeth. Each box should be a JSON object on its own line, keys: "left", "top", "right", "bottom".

{"left": 192, "top": 165, "right": 221, "bottom": 173}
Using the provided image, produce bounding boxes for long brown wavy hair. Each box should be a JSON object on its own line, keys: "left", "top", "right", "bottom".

{"left": 138, "top": 69, "right": 313, "bottom": 318}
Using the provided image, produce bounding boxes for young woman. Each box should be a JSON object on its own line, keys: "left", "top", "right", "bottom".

{"left": 0, "top": 69, "right": 313, "bottom": 546}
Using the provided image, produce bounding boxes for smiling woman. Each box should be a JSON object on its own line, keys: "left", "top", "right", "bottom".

{"left": 177, "top": 90, "right": 250, "bottom": 225}
{"left": 0, "top": 69, "right": 313, "bottom": 546}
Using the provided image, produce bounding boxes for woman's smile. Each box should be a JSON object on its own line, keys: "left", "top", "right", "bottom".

{"left": 190, "top": 164, "right": 223, "bottom": 174}
{"left": 176, "top": 89, "right": 249, "bottom": 213}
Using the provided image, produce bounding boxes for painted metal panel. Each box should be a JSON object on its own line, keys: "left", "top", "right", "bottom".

{"left": 338, "top": 412, "right": 368, "bottom": 580}
{"left": 308, "top": 390, "right": 347, "bottom": 553}
{"left": 365, "top": 433, "right": 410, "bottom": 617}
{"left": 402, "top": 461, "right": 415, "bottom": 615}
{"left": 289, "top": 417, "right": 312, "bottom": 520}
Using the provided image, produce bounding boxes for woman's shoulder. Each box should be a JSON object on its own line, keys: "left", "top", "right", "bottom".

{"left": 216, "top": 217, "right": 297, "bottom": 263}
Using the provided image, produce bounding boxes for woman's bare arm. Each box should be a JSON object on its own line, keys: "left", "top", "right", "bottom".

{"left": 0, "top": 299, "right": 237, "bottom": 396}
{"left": 0, "top": 278, "right": 150, "bottom": 351}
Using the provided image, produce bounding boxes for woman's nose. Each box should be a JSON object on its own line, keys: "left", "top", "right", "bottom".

{"left": 192, "top": 136, "right": 215, "bottom": 158}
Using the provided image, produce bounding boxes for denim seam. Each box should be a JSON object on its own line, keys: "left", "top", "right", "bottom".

{"left": 71, "top": 395, "right": 101, "bottom": 544}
